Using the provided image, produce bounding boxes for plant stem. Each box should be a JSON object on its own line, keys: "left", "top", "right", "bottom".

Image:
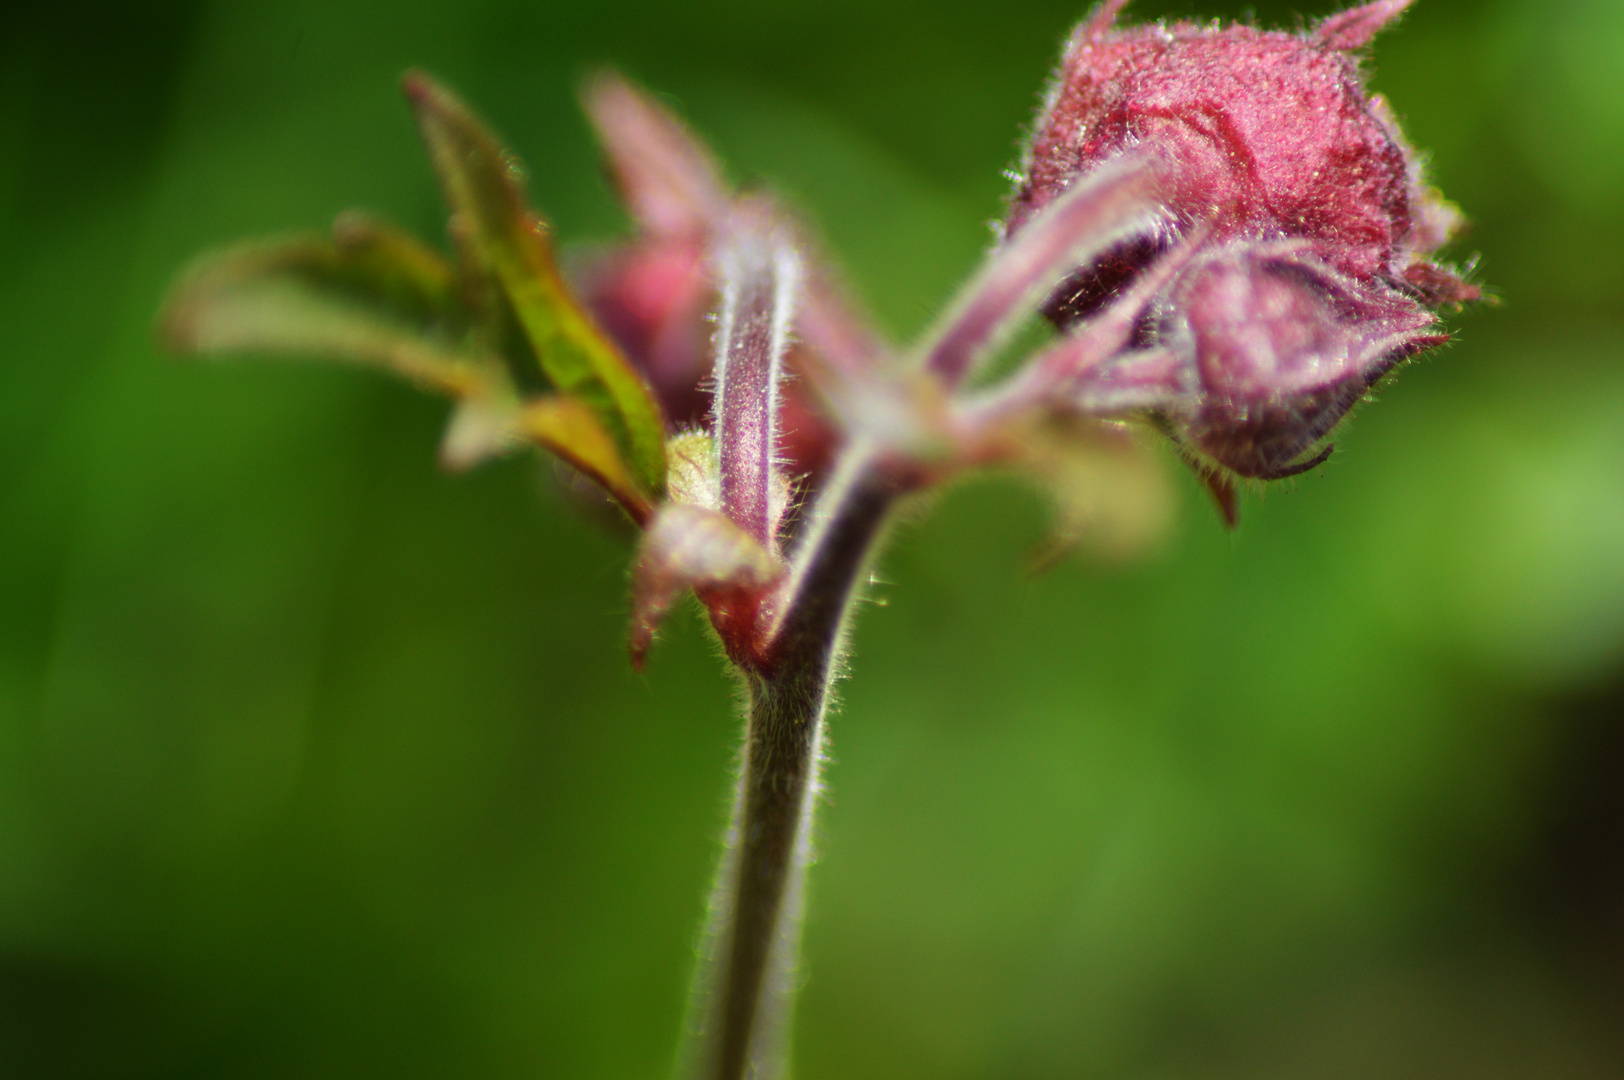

{"left": 685, "top": 442, "right": 899, "bottom": 1080}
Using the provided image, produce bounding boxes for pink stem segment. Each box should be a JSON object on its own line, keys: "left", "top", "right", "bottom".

{"left": 920, "top": 154, "right": 1163, "bottom": 389}
{"left": 713, "top": 217, "right": 802, "bottom": 547}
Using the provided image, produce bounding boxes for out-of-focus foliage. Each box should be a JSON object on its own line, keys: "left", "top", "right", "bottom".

{"left": 0, "top": 1, "right": 1620, "bottom": 1078}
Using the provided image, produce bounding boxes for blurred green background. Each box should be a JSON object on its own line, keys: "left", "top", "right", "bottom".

{"left": 3, "top": 0, "right": 1622, "bottom": 1076}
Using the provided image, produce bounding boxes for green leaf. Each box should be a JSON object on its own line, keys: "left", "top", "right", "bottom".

{"left": 404, "top": 71, "right": 668, "bottom": 496}
{"left": 436, "top": 390, "right": 657, "bottom": 521}
{"left": 330, "top": 210, "right": 464, "bottom": 320}
{"left": 440, "top": 395, "right": 525, "bottom": 472}
{"left": 521, "top": 396, "right": 654, "bottom": 526}
{"left": 159, "top": 222, "right": 496, "bottom": 398}
{"left": 161, "top": 218, "right": 660, "bottom": 515}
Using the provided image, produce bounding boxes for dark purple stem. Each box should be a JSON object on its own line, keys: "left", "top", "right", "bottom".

{"left": 685, "top": 442, "right": 900, "bottom": 1080}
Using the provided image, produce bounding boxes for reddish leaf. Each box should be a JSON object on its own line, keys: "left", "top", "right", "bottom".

{"left": 629, "top": 504, "right": 783, "bottom": 668}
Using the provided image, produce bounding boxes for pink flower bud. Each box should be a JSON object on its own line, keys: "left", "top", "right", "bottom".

{"left": 575, "top": 238, "right": 714, "bottom": 428}
{"left": 1006, "top": 0, "right": 1478, "bottom": 486}
{"left": 1158, "top": 241, "right": 1444, "bottom": 479}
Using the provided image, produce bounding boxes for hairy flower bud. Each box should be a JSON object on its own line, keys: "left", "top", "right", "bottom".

{"left": 1157, "top": 241, "right": 1444, "bottom": 480}
{"left": 1006, "top": 0, "right": 1478, "bottom": 491}
{"left": 575, "top": 238, "right": 714, "bottom": 427}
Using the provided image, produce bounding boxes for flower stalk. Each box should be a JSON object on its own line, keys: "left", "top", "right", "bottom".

{"left": 156, "top": 4, "right": 1478, "bottom": 1078}
{"left": 686, "top": 443, "right": 898, "bottom": 1080}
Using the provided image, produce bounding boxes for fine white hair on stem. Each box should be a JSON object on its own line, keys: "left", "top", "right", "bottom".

{"left": 713, "top": 218, "right": 803, "bottom": 550}
{"left": 918, "top": 153, "right": 1166, "bottom": 389}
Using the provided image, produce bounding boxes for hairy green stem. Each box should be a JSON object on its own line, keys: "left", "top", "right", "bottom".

{"left": 684, "top": 444, "right": 899, "bottom": 1080}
